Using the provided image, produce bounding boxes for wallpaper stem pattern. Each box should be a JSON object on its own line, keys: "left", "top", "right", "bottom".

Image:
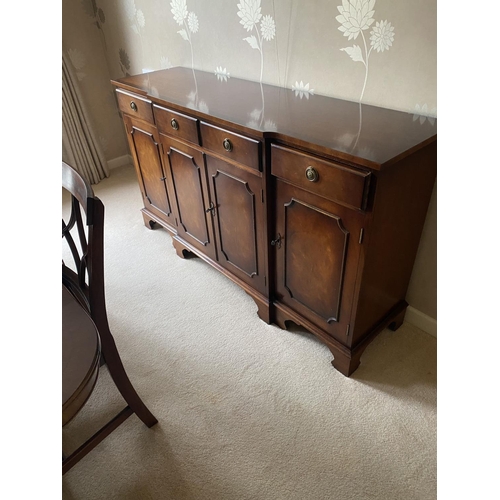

{"left": 237, "top": 0, "right": 276, "bottom": 83}
{"left": 337, "top": 0, "right": 395, "bottom": 101}
{"left": 171, "top": 0, "right": 199, "bottom": 70}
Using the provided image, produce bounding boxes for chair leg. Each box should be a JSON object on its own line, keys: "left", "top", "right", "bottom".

{"left": 97, "top": 324, "right": 158, "bottom": 428}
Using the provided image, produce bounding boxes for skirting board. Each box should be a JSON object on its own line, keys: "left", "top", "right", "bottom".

{"left": 108, "top": 154, "right": 133, "bottom": 170}
{"left": 404, "top": 306, "right": 437, "bottom": 338}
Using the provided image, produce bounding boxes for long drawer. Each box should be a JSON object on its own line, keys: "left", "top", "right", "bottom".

{"left": 271, "top": 144, "right": 371, "bottom": 210}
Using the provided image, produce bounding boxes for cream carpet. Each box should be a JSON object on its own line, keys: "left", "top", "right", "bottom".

{"left": 62, "top": 165, "right": 437, "bottom": 500}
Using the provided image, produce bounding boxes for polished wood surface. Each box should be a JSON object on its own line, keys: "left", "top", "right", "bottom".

{"left": 271, "top": 143, "right": 371, "bottom": 211}
{"left": 160, "top": 134, "right": 217, "bottom": 260}
{"left": 112, "top": 67, "right": 436, "bottom": 169}
{"left": 124, "top": 115, "right": 176, "bottom": 229}
{"left": 154, "top": 103, "right": 200, "bottom": 145}
{"left": 206, "top": 155, "right": 267, "bottom": 295}
{"left": 116, "top": 88, "right": 154, "bottom": 125}
{"left": 351, "top": 142, "right": 438, "bottom": 344}
{"left": 274, "top": 180, "right": 364, "bottom": 345}
{"left": 62, "top": 284, "right": 100, "bottom": 427}
{"left": 112, "top": 69, "right": 437, "bottom": 377}
{"left": 200, "top": 121, "right": 261, "bottom": 171}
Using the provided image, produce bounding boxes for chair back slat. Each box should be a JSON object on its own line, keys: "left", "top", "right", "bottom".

{"left": 62, "top": 162, "right": 102, "bottom": 314}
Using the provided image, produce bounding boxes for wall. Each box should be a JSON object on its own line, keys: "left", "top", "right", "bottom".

{"left": 62, "top": 0, "right": 437, "bottom": 324}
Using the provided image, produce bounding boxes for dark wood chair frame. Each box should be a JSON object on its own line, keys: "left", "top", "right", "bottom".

{"left": 62, "top": 161, "right": 157, "bottom": 474}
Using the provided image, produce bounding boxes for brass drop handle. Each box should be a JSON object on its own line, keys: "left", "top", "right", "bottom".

{"left": 271, "top": 233, "right": 282, "bottom": 249}
{"left": 305, "top": 166, "right": 319, "bottom": 182}
{"left": 171, "top": 118, "right": 179, "bottom": 130}
{"left": 130, "top": 101, "right": 138, "bottom": 112}
{"left": 205, "top": 202, "right": 215, "bottom": 215}
{"left": 223, "top": 138, "right": 233, "bottom": 152}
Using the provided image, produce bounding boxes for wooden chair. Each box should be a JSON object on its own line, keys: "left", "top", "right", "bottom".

{"left": 62, "top": 161, "right": 157, "bottom": 474}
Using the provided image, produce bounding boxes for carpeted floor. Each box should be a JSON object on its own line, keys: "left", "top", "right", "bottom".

{"left": 62, "top": 165, "right": 437, "bottom": 500}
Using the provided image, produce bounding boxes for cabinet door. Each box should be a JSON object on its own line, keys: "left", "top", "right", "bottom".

{"left": 206, "top": 156, "right": 267, "bottom": 295}
{"left": 274, "top": 180, "right": 364, "bottom": 343}
{"left": 123, "top": 115, "right": 176, "bottom": 229}
{"left": 160, "top": 135, "right": 217, "bottom": 261}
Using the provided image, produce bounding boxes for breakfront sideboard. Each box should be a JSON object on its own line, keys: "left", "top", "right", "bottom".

{"left": 111, "top": 67, "right": 437, "bottom": 377}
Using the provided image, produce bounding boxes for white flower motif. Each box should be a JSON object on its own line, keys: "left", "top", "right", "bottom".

{"left": 260, "top": 14, "right": 275, "bottom": 41}
{"left": 188, "top": 12, "right": 199, "bottom": 33}
{"left": 187, "top": 96, "right": 209, "bottom": 114}
{"left": 250, "top": 109, "right": 262, "bottom": 120}
{"left": 215, "top": 66, "right": 230, "bottom": 81}
{"left": 124, "top": 0, "right": 137, "bottom": 21}
{"left": 370, "top": 20, "right": 394, "bottom": 52}
{"left": 68, "top": 48, "right": 86, "bottom": 70}
{"left": 198, "top": 101, "right": 209, "bottom": 114}
{"left": 336, "top": 0, "right": 376, "bottom": 41}
{"left": 291, "top": 81, "right": 315, "bottom": 99}
{"left": 170, "top": 0, "right": 188, "bottom": 25}
{"left": 413, "top": 104, "right": 437, "bottom": 125}
{"left": 246, "top": 120, "right": 260, "bottom": 129}
{"left": 264, "top": 119, "right": 277, "bottom": 132}
{"left": 136, "top": 9, "right": 145, "bottom": 28}
{"left": 237, "top": 0, "right": 262, "bottom": 32}
{"left": 161, "top": 56, "right": 173, "bottom": 69}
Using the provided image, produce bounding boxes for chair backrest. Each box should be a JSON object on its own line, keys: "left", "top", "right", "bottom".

{"left": 62, "top": 162, "right": 108, "bottom": 333}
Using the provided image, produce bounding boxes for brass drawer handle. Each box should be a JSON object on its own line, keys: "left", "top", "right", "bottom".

{"left": 171, "top": 118, "right": 179, "bottom": 130}
{"left": 130, "top": 101, "right": 138, "bottom": 112}
{"left": 305, "top": 166, "right": 319, "bottom": 182}
{"left": 223, "top": 138, "right": 233, "bottom": 152}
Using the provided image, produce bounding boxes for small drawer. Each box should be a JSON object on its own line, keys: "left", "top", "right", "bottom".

{"left": 200, "top": 122, "right": 261, "bottom": 171}
{"left": 116, "top": 89, "right": 154, "bottom": 124}
{"left": 153, "top": 104, "right": 200, "bottom": 145}
{"left": 271, "top": 144, "right": 371, "bottom": 210}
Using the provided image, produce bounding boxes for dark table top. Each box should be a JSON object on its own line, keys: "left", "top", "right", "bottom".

{"left": 112, "top": 67, "right": 437, "bottom": 170}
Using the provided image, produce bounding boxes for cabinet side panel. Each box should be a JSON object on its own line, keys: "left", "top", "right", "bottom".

{"left": 352, "top": 142, "right": 437, "bottom": 344}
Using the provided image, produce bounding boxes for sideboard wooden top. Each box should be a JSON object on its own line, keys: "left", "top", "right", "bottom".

{"left": 112, "top": 67, "right": 437, "bottom": 170}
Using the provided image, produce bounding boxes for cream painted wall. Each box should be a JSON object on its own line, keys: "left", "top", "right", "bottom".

{"left": 62, "top": 0, "right": 437, "bottom": 322}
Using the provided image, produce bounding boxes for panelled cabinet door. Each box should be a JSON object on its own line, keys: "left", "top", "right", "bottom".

{"left": 274, "top": 180, "right": 364, "bottom": 344}
{"left": 206, "top": 155, "right": 267, "bottom": 295}
{"left": 160, "top": 135, "right": 217, "bottom": 261}
{"left": 123, "top": 115, "right": 176, "bottom": 229}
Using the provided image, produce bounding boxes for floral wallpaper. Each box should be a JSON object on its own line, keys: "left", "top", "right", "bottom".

{"left": 62, "top": 0, "right": 436, "bottom": 160}
{"left": 62, "top": 0, "right": 437, "bottom": 319}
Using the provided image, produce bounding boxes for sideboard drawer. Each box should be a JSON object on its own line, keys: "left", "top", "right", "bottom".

{"left": 271, "top": 144, "right": 371, "bottom": 210}
{"left": 153, "top": 104, "right": 200, "bottom": 145}
{"left": 116, "top": 89, "right": 154, "bottom": 124}
{"left": 200, "top": 122, "right": 261, "bottom": 171}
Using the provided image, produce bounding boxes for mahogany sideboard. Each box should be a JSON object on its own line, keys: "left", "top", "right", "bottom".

{"left": 111, "top": 67, "right": 437, "bottom": 377}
